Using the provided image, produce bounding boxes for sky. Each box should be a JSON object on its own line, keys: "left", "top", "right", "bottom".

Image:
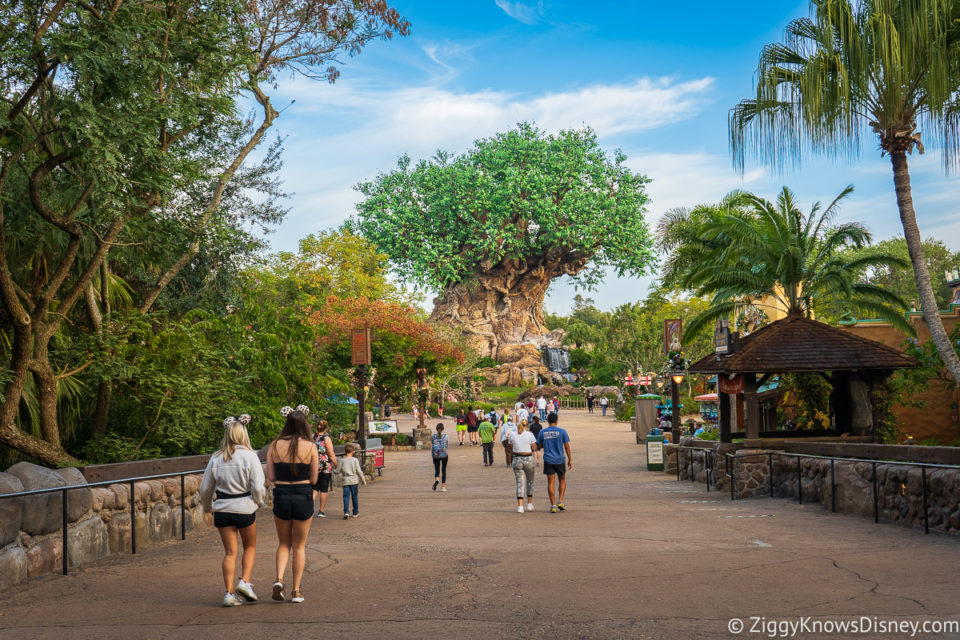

{"left": 261, "top": 0, "right": 960, "bottom": 314}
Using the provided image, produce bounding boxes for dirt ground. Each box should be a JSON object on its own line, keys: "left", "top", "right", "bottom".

{"left": 2, "top": 409, "right": 959, "bottom": 639}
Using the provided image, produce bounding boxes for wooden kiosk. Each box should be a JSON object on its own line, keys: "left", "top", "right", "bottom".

{"left": 688, "top": 316, "right": 917, "bottom": 445}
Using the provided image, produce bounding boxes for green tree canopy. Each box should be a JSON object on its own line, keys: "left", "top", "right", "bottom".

{"left": 729, "top": 0, "right": 960, "bottom": 384}
{"left": 841, "top": 237, "right": 960, "bottom": 312}
{"left": 354, "top": 123, "right": 654, "bottom": 291}
{"left": 659, "top": 186, "right": 910, "bottom": 336}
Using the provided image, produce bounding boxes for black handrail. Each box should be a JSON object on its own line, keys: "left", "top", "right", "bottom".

{"left": 0, "top": 468, "right": 206, "bottom": 575}
{"left": 722, "top": 451, "right": 960, "bottom": 534}
{"left": 675, "top": 445, "right": 714, "bottom": 492}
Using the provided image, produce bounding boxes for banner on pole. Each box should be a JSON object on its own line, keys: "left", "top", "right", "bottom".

{"left": 351, "top": 328, "right": 372, "bottom": 366}
{"left": 664, "top": 319, "right": 682, "bottom": 356}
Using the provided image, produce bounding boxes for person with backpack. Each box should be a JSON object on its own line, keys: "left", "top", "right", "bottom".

{"left": 431, "top": 423, "right": 449, "bottom": 492}
{"left": 500, "top": 414, "right": 518, "bottom": 467}
{"left": 312, "top": 420, "right": 339, "bottom": 518}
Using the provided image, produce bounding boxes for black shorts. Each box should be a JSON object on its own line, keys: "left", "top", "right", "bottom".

{"left": 313, "top": 472, "right": 332, "bottom": 493}
{"left": 272, "top": 484, "right": 314, "bottom": 521}
{"left": 213, "top": 511, "right": 256, "bottom": 529}
{"left": 543, "top": 462, "right": 567, "bottom": 476}
{"left": 467, "top": 425, "right": 479, "bottom": 433}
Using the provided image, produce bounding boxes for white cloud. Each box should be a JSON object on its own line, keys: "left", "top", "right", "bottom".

{"left": 629, "top": 151, "right": 766, "bottom": 219}
{"left": 495, "top": 0, "right": 544, "bottom": 25}
{"left": 267, "top": 75, "right": 717, "bottom": 251}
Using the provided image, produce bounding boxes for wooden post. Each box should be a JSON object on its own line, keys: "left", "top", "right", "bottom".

{"left": 719, "top": 390, "right": 731, "bottom": 443}
{"left": 744, "top": 373, "right": 760, "bottom": 441}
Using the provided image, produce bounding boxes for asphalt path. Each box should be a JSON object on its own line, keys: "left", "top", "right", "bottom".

{"left": 3, "top": 409, "right": 960, "bottom": 639}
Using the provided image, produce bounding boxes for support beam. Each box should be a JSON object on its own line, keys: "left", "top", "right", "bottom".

{"left": 744, "top": 373, "right": 760, "bottom": 441}
{"left": 719, "top": 391, "right": 732, "bottom": 443}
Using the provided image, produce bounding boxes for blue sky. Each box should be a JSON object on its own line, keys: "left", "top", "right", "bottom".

{"left": 264, "top": 0, "right": 960, "bottom": 314}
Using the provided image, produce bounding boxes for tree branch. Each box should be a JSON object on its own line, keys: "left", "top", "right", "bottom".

{"left": 140, "top": 78, "right": 279, "bottom": 313}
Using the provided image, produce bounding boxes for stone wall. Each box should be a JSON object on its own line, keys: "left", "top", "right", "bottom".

{"left": 660, "top": 442, "right": 960, "bottom": 535}
{"left": 666, "top": 441, "right": 741, "bottom": 492}
{"left": 0, "top": 462, "right": 210, "bottom": 590}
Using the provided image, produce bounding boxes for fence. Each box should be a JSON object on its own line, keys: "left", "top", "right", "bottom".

{"left": 0, "top": 468, "right": 204, "bottom": 576}
{"left": 722, "top": 451, "right": 960, "bottom": 535}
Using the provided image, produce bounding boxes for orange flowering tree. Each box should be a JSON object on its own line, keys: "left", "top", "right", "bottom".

{"left": 310, "top": 297, "right": 465, "bottom": 412}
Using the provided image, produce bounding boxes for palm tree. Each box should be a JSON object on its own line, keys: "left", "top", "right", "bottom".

{"left": 676, "top": 186, "right": 910, "bottom": 336}
{"left": 730, "top": 0, "right": 960, "bottom": 384}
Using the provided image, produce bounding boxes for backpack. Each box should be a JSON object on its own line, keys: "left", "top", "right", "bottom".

{"left": 431, "top": 434, "right": 446, "bottom": 458}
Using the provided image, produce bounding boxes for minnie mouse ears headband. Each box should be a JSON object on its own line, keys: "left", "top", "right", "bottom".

{"left": 280, "top": 405, "right": 310, "bottom": 418}
{"left": 223, "top": 414, "right": 252, "bottom": 429}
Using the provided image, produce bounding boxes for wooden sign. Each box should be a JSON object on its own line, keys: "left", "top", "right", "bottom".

{"left": 664, "top": 318, "right": 682, "bottom": 356}
{"left": 351, "top": 328, "right": 372, "bottom": 366}
{"left": 718, "top": 375, "right": 744, "bottom": 395}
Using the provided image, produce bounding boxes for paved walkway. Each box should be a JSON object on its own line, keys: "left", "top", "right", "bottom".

{"left": 3, "top": 410, "right": 960, "bottom": 639}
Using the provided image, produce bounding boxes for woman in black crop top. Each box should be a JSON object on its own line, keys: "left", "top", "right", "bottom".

{"left": 267, "top": 407, "right": 318, "bottom": 604}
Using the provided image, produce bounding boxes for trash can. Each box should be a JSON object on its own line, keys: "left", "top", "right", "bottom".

{"left": 645, "top": 434, "right": 665, "bottom": 471}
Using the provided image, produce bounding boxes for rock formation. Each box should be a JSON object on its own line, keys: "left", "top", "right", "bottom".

{"left": 430, "top": 262, "right": 574, "bottom": 387}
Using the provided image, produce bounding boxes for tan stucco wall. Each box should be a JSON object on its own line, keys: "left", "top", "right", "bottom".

{"left": 841, "top": 307, "right": 959, "bottom": 443}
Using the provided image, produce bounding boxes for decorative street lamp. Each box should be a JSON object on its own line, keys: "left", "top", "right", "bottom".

{"left": 670, "top": 367, "right": 685, "bottom": 444}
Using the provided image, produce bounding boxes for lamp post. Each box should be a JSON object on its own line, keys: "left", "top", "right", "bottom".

{"left": 670, "top": 369, "right": 685, "bottom": 444}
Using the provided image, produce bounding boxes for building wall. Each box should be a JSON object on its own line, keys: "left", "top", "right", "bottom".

{"left": 841, "top": 306, "right": 960, "bottom": 444}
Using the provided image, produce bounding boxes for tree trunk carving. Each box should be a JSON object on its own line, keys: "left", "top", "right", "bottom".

{"left": 430, "top": 257, "right": 581, "bottom": 386}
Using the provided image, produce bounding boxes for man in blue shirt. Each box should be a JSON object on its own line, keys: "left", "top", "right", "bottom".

{"left": 536, "top": 412, "right": 572, "bottom": 513}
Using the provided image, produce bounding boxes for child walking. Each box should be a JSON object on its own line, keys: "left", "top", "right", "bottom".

{"left": 338, "top": 444, "right": 367, "bottom": 519}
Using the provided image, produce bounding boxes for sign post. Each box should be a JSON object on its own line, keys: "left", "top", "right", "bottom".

{"left": 351, "top": 329, "right": 372, "bottom": 466}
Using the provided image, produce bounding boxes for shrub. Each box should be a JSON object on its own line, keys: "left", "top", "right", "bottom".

{"left": 614, "top": 402, "right": 635, "bottom": 421}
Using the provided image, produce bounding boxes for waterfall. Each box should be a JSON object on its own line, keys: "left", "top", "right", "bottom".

{"left": 541, "top": 347, "right": 571, "bottom": 373}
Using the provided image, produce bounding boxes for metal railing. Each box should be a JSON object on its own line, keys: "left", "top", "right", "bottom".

{"left": 0, "top": 468, "right": 205, "bottom": 575}
{"left": 674, "top": 445, "right": 714, "bottom": 492}
{"left": 723, "top": 451, "right": 960, "bottom": 534}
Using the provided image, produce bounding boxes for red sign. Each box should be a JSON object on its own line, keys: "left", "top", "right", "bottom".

{"left": 351, "top": 329, "right": 372, "bottom": 365}
{"left": 373, "top": 448, "right": 384, "bottom": 469}
{"left": 718, "top": 375, "right": 744, "bottom": 395}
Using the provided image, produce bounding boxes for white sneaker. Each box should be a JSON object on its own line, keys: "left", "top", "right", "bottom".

{"left": 517, "top": 505, "right": 524, "bottom": 513}
{"left": 222, "top": 592, "right": 244, "bottom": 607}
{"left": 291, "top": 589, "right": 304, "bottom": 604}
{"left": 236, "top": 579, "right": 257, "bottom": 602}
{"left": 526, "top": 503, "right": 534, "bottom": 511}
{"left": 440, "top": 487, "right": 447, "bottom": 492}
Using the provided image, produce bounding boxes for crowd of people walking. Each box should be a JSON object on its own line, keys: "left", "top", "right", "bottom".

{"left": 200, "top": 395, "right": 575, "bottom": 607}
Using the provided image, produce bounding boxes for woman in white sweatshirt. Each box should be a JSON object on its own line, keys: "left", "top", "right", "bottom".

{"left": 200, "top": 416, "right": 266, "bottom": 607}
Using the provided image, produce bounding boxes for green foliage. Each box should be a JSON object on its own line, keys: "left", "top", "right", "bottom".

{"left": 780, "top": 373, "right": 832, "bottom": 430}
{"left": 659, "top": 186, "right": 910, "bottom": 337}
{"left": 730, "top": 0, "right": 960, "bottom": 174}
{"left": 614, "top": 402, "right": 634, "bottom": 421}
{"left": 355, "top": 123, "right": 654, "bottom": 291}
{"left": 730, "top": 0, "right": 960, "bottom": 386}
{"left": 482, "top": 387, "right": 525, "bottom": 403}
{"left": 840, "top": 238, "right": 960, "bottom": 313}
